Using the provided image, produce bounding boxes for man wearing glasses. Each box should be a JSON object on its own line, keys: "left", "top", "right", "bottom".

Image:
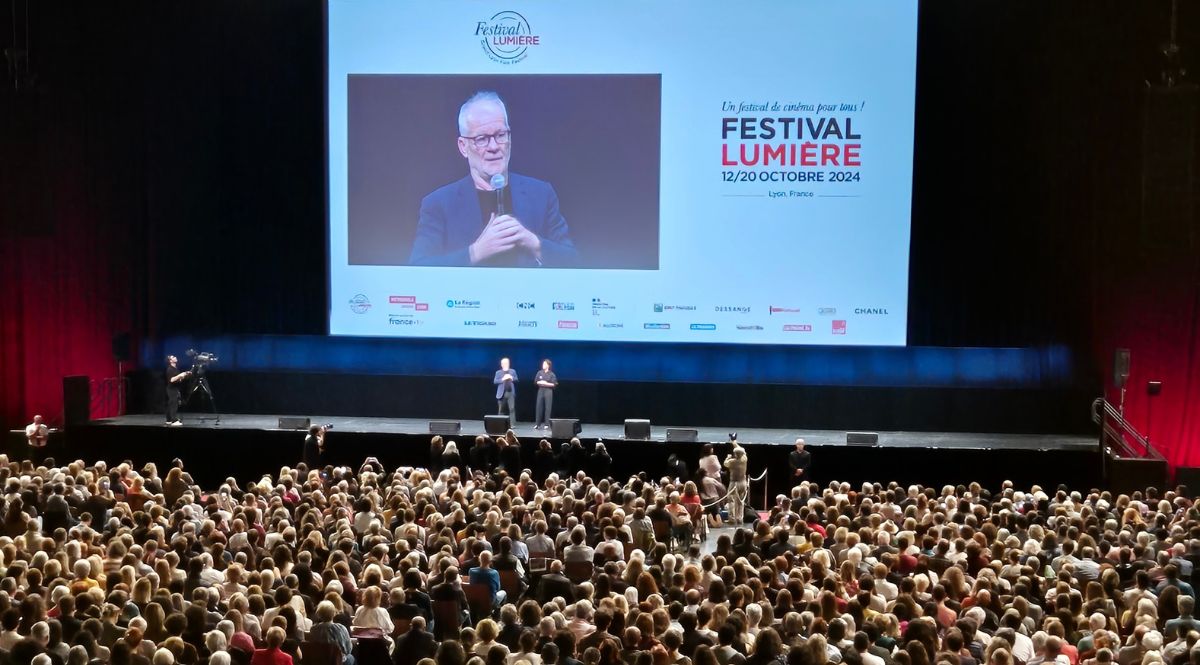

{"left": 409, "top": 91, "right": 578, "bottom": 267}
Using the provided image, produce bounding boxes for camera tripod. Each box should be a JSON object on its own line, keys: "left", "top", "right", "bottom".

{"left": 183, "top": 370, "right": 221, "bottom": 425}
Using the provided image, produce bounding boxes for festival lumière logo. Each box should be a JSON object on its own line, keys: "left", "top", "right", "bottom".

{"left": 475, "top": 11, "right": 539, "bottom": 64}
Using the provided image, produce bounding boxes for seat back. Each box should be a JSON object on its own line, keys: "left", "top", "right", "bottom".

{"left": 464, "top": 583, "right": 495, "bottom": 622}
{"left": 392, "top": 618, "right": 411, "bottom": 638}
{"left": 498, "top": 569, "right": 523, "bottom": 601}
{"left": 528, "top": 546, "right": 554, "bottom": 572}
{"left": 564, "top": 560, "right": 593, "bottom": 584}
{"left": 299, "top": 641, "right": 343, "bottom": 665}
{"left": 651, "top": 518, "right": 671, "bottom": 544}
{"left": 431, "top": 599, "right": 462, "bottom": 640}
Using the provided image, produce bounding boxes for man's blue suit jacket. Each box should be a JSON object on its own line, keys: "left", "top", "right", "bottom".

{"left": 494, "top": 369, "right": 517, "bottom": 399}
{"left": 409, "top": 173, "right": 578, "bottom": 267}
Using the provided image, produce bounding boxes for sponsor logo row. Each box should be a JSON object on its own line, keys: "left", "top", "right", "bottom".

{"left": 353, "top": 295, "right": 874, "bottom": 335}
{"left": 356, "top": 295, "right": 890, "bottom": 317}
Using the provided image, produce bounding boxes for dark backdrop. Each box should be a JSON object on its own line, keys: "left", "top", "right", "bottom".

{"left": 347, "top": 74, "right": 662, "bottom": 268}
{"left": 2, "top": 1, "right": 1198, "bottom": 459}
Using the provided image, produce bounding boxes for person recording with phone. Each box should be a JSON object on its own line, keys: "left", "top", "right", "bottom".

{"left": 494, "top": 357, "right": 518, "bottom": 422}
{"left": 533, "top": 359, "right": 558, "bottom": 430}
{"left": 408, "top": 91, "right": 577, "bottom": 267}
{"left": 164, "top": 355, "right": 191, "bottom": 426}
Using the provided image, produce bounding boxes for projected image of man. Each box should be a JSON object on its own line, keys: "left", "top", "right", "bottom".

{"left": 408, "top": 91, "right": 577, "bottom": 267}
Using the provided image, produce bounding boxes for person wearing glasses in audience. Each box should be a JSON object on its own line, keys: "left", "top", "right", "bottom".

{"left": 408, "top": 90, "right": 577, "bottom": 267}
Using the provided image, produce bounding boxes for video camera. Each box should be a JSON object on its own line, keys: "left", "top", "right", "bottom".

{"left": 185, "top": 349, "right": 219, "bottom": 376}
{"left": 186, "top": 349, "right": 219, "bottom": 365}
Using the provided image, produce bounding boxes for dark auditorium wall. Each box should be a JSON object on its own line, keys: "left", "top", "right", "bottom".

{"left": 3, "top": 2, "right": 1199, "bottom": 459}
{"left": 0, "top": 1, "right": 326, "bottom": 425}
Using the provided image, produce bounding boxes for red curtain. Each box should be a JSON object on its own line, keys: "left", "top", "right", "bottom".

{"left": 0, "top": 235, "right": 131, "bottom": 427}
{"left": 0, "top": 86, "right": 140, "bottom": 428}
{"left": 1097, "top": 252, "right": 1200, "bottom": 470}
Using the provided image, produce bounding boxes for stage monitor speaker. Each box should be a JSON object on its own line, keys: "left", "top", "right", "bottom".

{"left": 666, "top": 428, "right": 698, "bottom": 443}
{"left": 550, "top": 418, "right": 581, "bottom": 438}
{"left": 624, "top": 419, "right": 651, "bottom": 440}
{"left": 847, "top": 431, "right": 878, "bottom": 446}
{"left": 429, "top": 420, "right": 461, "bottom": 435}
{"left": 278, "top": 416, "right": 311, "bottom": 430}
{"left": 1113, "top": 348, "right": 1131, "bottom": 388}
{"left": 63, "top": 375, "right": 90, "bottom": 427}
{"left": 484, "top": 415, "right": 511, "bottom": 435}
{"left": 1141, "top": 84, "right": 1196, "bottom": 250}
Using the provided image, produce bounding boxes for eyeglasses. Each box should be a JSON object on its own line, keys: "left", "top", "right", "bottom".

{"left": 461, "top": 130, "right": 511, "bottom": 149}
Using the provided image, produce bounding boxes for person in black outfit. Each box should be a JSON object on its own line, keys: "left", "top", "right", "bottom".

{"left": 470, "top": 435, "right": 496, "bottom": 472}
{"left": 534, "top": 439, "right": 556, "bottom": 481}
{"left": 429, "top": 566, "right": 470, "bottom": 629}
{"left": 556, "top": 442, "right": 573, "bottom": 476}
{"left": 42, "top": 483, "right": 75, "bottom": 534}
{"left": 788, "top": 438, "right": 811, "bottom": 482}
{"left": 164, "top": 355, "right": 191, "bottom": 426}
{"left": 402, "top": 570, "right": 432, "bottom": 622}
{"left": 589, "top": 442, "right": 611, "bottom": 480}
{"left": 428, "top": 435, "right": 444, "bottom": 474}
{"left": 566, "top": 438, "right": 588, "bottom": 475}
{"left": 536, "top": 560, "right": 575, "bottom": 603}
{"left": 392, "top": 616, "right": 437, "bottom": 665}
{"left": 303, "top": 425, "right": 326, "bottom": 470}
{"left": 499, "top": 431, "right": 522, "bottom": 472}
{"left": 666, "top": 453, "right": 689, "bottom": 483}
{"left": 533, "top": 359, "right": 558, "bottom": 430}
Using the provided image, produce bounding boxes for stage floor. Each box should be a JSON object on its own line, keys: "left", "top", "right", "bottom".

{"left": 95, "top": 414, "right": 1096, "bottom": 452}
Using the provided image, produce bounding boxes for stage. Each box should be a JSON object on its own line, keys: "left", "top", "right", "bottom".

{"left": 94, "top": 413, "right": 1097, "bottom": 452}
{"left": 23, "top": 413, "right": 1101, "bottom": 494}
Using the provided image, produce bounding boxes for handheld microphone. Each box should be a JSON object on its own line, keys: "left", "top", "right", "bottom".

{"left": 489, "top": 173, "right": 507, "bottom": 216}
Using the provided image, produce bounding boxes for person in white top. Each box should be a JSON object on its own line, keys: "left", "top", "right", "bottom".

{"left": 351, "top": 586, "right": 394, "bottom": 647}
{"left": 698, "top": 444, "right": 721, "bottom": 480}
{"left": 873, "top": 563, "right": 898, "bottom": 601}
{"left": 26, "top": 415, "right": 48, "bottom": 449}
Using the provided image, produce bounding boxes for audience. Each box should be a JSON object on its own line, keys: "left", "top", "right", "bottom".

{"left": 0, "top": 448, "right": 1194, "bottom": 665}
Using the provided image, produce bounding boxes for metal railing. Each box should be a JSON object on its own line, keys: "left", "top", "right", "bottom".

{"left": 1091, "top": 397, "right": 1163, "bottom": 461}
{"left": 92, "top": 376, "right": 130, "bottom": 419}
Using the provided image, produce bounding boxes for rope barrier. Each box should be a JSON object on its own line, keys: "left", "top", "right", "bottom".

{"left": 700, "top": 468, "right": 769, "bottom": 509}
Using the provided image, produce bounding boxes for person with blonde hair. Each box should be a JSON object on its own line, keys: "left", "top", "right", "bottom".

{"left": 473, "top": 618, "right": 508, "bottom": 658}
{"left": 352, "top": 586, "right": 395, "bottom": 643}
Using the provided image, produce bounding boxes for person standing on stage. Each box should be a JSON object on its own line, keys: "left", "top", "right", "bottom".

{"left": 788, "top": 438, "right": 811, "bottom": 482}
{"left": 494, "top": 357, "right": 518, "bottom": 422}
{"left": 724, "top": 441, "right": 749, "bottom": 525}
{"left": 164, "top": 355, "right": 191, "bottom": 426}
{"left": 533, "top": 359, "right": 558, "bottom": 430}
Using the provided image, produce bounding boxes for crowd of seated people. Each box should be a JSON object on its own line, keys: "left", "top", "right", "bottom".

{"left": 0, "top": 440, "right": 1197, "bottom": 665}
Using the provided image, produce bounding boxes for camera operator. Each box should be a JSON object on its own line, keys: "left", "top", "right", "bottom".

{"left": 303, "top": 424, "right": 328, "bottom": 469}
{"left": 164, "top": 355, "right": 191, "bottom": 426}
